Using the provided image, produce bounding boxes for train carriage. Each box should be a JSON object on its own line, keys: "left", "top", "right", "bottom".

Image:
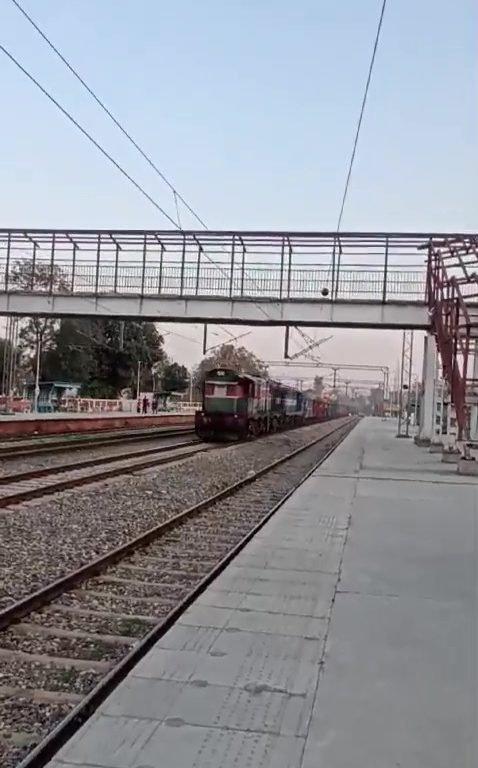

{"left": 195, "top": 367, "right": 340, "bottom": 441}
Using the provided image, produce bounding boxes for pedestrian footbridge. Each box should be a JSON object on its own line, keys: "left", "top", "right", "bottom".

{"left": 0, "top": 229, "right": 470, "bottom": 329}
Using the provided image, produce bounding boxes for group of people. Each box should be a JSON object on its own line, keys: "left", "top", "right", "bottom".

{"left": 137, "top": 395, "right": 159, "bottom": 414}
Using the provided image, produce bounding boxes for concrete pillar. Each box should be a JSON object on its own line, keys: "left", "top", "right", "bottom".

{"left": 442, "top": 398, "right": 460, "bottom": 462}
{"left": 469, "top": 344, "right": 478, "bottom": 441}
{"left": 415, "top": 333, "right": 437, "bottom": 446}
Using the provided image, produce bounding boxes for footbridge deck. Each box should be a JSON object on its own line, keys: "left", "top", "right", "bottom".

{"left": 0, "top": 229, "right": 472, "bottom": 328}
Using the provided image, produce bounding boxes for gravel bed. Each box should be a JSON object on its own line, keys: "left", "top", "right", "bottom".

{"left": 111, "top": 564, "right": 200, "bottom": 586}
{"left": 57, "top": 590, "right": 176, "bottom": 617}
{"left": 0, "top": 420, "right": 355, "bottom": 767}
{"left": 0, "top": 658, "right": 101, "bottom": 695}
{"left": 117, "top": 566, "right": 199, "bottom": 587}
{"left": 90, "top": 575, "right": 193, "bottom": 599}
{"left": 0, "top": 433, "right": 197, "bottom": 477}
{"left": 34, "top": 608, "right": 153, "bottom": 638}
{"left": 0, "top": 699, "right": 75, "bottom": 768}
{"left": 0, "top": 419, "right": 350, "bottom": 607}
{"left": 0, "top": 629, "right": 126, "bottom": 662}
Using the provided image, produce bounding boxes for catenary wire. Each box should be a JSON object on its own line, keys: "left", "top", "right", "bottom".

{"left": 327, "top": 0, "right": 388, "bottom": 289}
{"left": 8, "top": 0, "right": 209, "bottom": 231}
{"left": 0, "top": 44, "right": 179, "bottom": 228}
{"left": 0, "top": 44, "right": 274, "bottom": 324}
{"left": 1, "top": 17, "right": 313, "bottom": 341}
{"left": 336, "top": 0, "right": 388, "bottom": 231}
{"left": 6, "top": 0, "right": 299, "bottom": 331}
{"left": 6, "top": 4, "right": 317, "bottom": 341}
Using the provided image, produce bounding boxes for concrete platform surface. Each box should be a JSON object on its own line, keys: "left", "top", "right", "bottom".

{"left": 47, "top": 418, "right": 478, "bottom": 768}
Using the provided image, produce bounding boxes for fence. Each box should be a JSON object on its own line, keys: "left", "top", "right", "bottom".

{"left": 0, "top": 229, "right": 438, "bottom": 304}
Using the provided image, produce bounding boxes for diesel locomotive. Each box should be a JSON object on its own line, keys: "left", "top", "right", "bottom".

{"left": 194, "top": 367, "right": 338, "bottom": 441}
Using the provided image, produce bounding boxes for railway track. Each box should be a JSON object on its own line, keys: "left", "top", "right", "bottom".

{"left": 0, "top": 439, "right": 211, "bottom": 509}
{"left": 0, "top": 426, "right": 195, "bottom": 460}
{"left": 0, "top": 417, "right": 357, "bottom": 768}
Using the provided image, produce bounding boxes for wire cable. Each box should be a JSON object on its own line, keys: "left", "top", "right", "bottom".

{"left": 7, "top": 2, "right": 295, "bottom": 336}
{"left": 2, "top": 46, "right": 280, "bottom": 346}
{"left": 325, "top": 0, "right": 387, "bottom": 297}
{"left": 0, "top": 44, "right": 179, "bottom": 228}
{"left": 7, "top": 0, "right": 288, "bottom": 330}
{"left": 9, "top": 0, "right": 209, "bottom": 230}
{"left": 1, "top": 18, "right": 287, "bottom": 333}
{"left": 336, "top": 0, "right": 388, "bottom": 232}
{"left": 0, "top": 46, "right": 264, "bottom": 314}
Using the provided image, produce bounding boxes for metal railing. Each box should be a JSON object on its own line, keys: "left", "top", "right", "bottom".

{"left": 0, "top": 228, "right": 467, "bottom": 305}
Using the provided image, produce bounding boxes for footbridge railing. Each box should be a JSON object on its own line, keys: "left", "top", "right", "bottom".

{"left": 0, "top": 229, "right": 434, "bottom": 304}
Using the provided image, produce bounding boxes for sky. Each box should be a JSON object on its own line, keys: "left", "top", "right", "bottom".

{"left": 0, "top": 0, "right": 476, "bottom": 386}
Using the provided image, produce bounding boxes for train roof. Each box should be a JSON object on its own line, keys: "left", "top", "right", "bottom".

{"left": 204, "top": 367, "right": 265, "bottom": 384}
{"left": 204, "top": 367, "right": 325, "bottom": 399}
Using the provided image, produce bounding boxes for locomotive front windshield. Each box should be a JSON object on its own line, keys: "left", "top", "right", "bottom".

{"left": 203, "top": 369, "right": 248, "bottom": 415}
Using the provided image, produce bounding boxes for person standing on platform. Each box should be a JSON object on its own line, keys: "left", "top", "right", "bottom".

{"left": 142, "top": 395, "right": 149, "bottom": 414}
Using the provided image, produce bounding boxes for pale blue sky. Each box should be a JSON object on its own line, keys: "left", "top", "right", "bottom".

{"left": 1, "top": 0, "right": 476, "bottom": 231}
{"left": 0, "top": 0, "right": 476, "bottom": 375}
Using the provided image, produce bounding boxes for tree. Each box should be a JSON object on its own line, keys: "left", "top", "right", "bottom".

{"left": 160, "top": 362, "right": 189, "bottom": 393}
{"left": 194, "top": 343, "right": 268, "bottom": 387}
{"left": 9, "top": 257, "right": 70, "bottom": 294}
{"left": 9, "top": 258, "right": 70, "bottom": 380}
{"left": 38, "top": 318, "right": 165, "bottom": 398}
{"left": 40, "top": 318, "right": 100, "bottom": 386}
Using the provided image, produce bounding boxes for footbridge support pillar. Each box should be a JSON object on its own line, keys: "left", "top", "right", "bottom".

{"left": 415, "top": 333, "right": 437, "bottom": 446}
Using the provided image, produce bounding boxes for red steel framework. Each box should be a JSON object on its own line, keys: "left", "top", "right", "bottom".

{"left": 426, "top": 236, "right": 478, "bottom": 439}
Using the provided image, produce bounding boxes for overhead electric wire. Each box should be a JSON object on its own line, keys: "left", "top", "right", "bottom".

{"left": 4, "top": 4, "right": 300, "bottom": 337}
{"left": 10, "top": 3, "right": 282, "bottom": 332}
{"left": 7, "top": 0, "right": 293, "bottom": 333}
{"left": 0, "top": 44, "right": 179, "bottom": 228}
{"left": 325, "top": 0, "right": 387, "bottom": 298}
{"left": 0, "top": 44, "right": 268, "bottom": 323}
{"left": 335, "top": 0, "right": 388, "bottom": 232}
{"left": 8, "top": 0, "right": 208, "bottom": 230}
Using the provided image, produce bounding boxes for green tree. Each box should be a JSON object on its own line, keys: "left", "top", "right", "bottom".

{"left": 40, "top": 318, "right": 100, "bottom": 386}
{"left": 160, "top": 362, "right": 189, "bottom": 393}
{"left": 194, "top": 343, "right": 268, "bottom": 388}
{"left": 39, "top": 318, "right": 165, "bottom": 397}
{"left": 9, "top": 258, "right": 70, "bottom": 379}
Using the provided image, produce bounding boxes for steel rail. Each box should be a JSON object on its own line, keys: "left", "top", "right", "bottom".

{"left": 0, "top": 426, "right": 195, "bottom": 459}
{"left": 0, "top": 441, "right": 216, "bottom": 510}
{"left": 14, "top": 417, "right": 357, "bottom": 768}
{"left": 1, "top": 418, "right": 355, "bottom": 629}
{"left": 0, "top": 437, "right": 199, "bottom": 486}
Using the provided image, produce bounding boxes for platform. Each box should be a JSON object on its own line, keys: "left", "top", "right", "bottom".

{"left": 0, "top": 411, "right": 193, "bottom": 437}
{"left": 48, "top": 418, "right": 477, "bottom": 768}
